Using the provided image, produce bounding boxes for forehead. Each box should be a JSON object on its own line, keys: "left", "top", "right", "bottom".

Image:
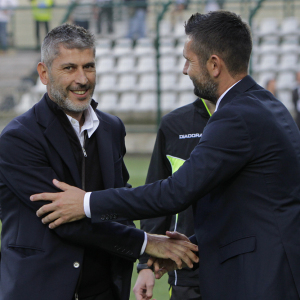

{"left": 183, "top": 36, "right": 196, "bottom": 58}
{"left": 52, "top": 45, "right": 95, "bottom": 66}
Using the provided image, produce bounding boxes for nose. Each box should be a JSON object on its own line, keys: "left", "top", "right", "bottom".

{"left": 183, "top": 60, "right": 188, "bottom": 75}
{"left": 75, "top": 68, "right": 88, "bottom": 85}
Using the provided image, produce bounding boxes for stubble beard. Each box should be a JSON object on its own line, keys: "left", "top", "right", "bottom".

{"left": 192, "top": 65, "right": 219, "bottom": 104}
{"left": 48, "top": 74, "right": 94, "bottom": 113}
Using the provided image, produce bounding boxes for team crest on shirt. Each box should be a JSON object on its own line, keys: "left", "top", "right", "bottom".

{"left": 179, "top": 133, "right": 202, "bottom": 139}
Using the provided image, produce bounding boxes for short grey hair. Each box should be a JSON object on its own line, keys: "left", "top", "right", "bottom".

{"left": 41, "top": 23, "right": 96, "bottom": 69}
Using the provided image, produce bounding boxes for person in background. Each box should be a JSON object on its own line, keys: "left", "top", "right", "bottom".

{"left": 133, "top": 97, "right": 215, "bottom": 300}
{"left": 292, "top": 71, "right": 300, "bottom": 129}
{"left": 0, "top": 0, "right": 17, "bottom": 53}
{"left": 71, "top": 0, "right": 93, "bottom": 30}
{"left": 95, "top": 0, "right": 114, "bottom": 35}
{"left": 30, "top": 0, "right": 53, "bottom": 50}
{"left": 171, "top": 0, "right": 189, "bottom": 31}
{"left": 266, "top": 78, "right": 276, "bottom": 96}
{"left": 125, "top": 0, "right": 147, "bottom": 39}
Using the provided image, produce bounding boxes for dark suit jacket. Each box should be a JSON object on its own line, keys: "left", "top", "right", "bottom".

{"left": 0, "top": 94, "right": 144, "bottom": 300}
{"left": 90, "top": 76, "right": 300, "bottom": 299}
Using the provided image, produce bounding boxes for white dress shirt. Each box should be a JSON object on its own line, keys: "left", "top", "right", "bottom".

{"left": 215, "top": 80, "right": 240, "bottom": 112}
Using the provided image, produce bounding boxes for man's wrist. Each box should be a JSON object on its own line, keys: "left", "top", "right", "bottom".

{"left": 137, "top": 263, "right": 154, "bottom": 273}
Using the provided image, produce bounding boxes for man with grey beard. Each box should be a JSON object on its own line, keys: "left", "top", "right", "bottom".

{"left": 0, "top": 24, "right": 198, "bottom": 300}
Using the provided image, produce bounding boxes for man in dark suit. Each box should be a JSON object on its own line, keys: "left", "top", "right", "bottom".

{"left": 0, "top": 24, "right": 198, "bottom": 300}
{"left": 31, "top": 11, "right": 300, "bottom": 299}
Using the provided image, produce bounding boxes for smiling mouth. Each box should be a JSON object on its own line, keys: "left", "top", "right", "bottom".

{"left": 72, "top": 90, "right": 88, "bottom": 95}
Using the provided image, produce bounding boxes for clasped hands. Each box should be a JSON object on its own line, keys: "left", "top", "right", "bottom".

{"left": 30, "top": 179, "right": 199, "bottom": 279}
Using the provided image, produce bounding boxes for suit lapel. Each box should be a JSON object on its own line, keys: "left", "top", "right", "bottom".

{"left": 35, "top": 96, "right": 82, "bottom": 187}
{"left": 94, "top": 116, "right": 115, "bottom": 189}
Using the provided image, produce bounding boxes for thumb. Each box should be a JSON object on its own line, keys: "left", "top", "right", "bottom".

{"left": 52, "top": 179, "right": 71, "bottom": 191}
{"left": 166, "top": 231, "right": 188, "bottom": 241}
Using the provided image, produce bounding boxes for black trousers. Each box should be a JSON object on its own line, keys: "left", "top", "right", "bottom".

{"left": 169, "top": 285, "right": 202, "bottom": 300}
{"left": 97, "top": 6, "right": 113, "bottom": 33}
{"left": 72, "top": 288, "right": 115, "bottom": 300}
{"left": 36, "top": 21, "right": 49, "bottom": 48}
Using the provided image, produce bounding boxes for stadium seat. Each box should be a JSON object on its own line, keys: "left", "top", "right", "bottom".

{"left": 138, "top": 92, "right": 157, "bottom": 111}
{"left": 258, "top": 18, "right": 279, "bottom": 37}
{"left": 98, "top": 92, "right": 118, "bottom": 112}
{"left": 277, "top": 71, "right": 297, "bottom": 90}
{"left": 133, "top": 38, "right": 155, "bottom": 57}
{"left": 280, "top": 17, "right": 299, "bottom": 37}
{"left": 278, "top": 53, "right": 299, "bottom": 72}
{"left": 258, "top": 43, "right": 279, "bottom": 55}
{"left": 137, "top": 73, "right": 157, "bottom": 92}
{"left": 161, "top": 92, "right": 177, "bottom": 111}
{"left": 95, "top": 38, "right": 112, "bottom": 58}
{"left": 159, "top": 20, "right": 172, "bottom": 37}
{"left": 178, "top": 91, "right": 196, "bottom": 107}
{"left": 112, "top": 38, "right": 133, "bottom": 57}
{"left": 159, "top": 55, "right": 177, "bottom": 73}
{"left": 257, "top": 54, "right": 278, "bottom": 72}
{"left": 96, "top": 56, "right": 115, "bottom": 74}
{"left": 115, "top": 55, "right": 136, "bottom": 74}
{"left": 279, "top": 43, "right": 300, "bottom": 55}
{"left": 118, "top": 92, "right": 138, "bottom": 111}
{"left": 177, "top": 74, "right": 194, "bottom": 91}
{"left": 136, "top": 55, "right": 156, "bottom": 73}
{"left": 96, "top": 74, "right": 117, "bottom": 93}
{"left": 161, "top": 73, "right": 177, "bottom": 91}
{"left": 159, "top": 37, "right": 175, "bottom": 55}
{"left": 118, "top": 74, "right": 137, "bottom": 92}
{"left": 256, "top": 71, "right": 276, "bottom": 88}
{"left": 174, "top": 22, "right": 185, "bottom": 38}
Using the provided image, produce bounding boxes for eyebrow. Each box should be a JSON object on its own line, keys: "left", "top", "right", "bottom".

{"left": 61, "top": 63, "right": 77, "bottom": 68}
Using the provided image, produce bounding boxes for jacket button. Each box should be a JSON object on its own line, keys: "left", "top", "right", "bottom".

{"left": 73, "top": 262, "right": 80, "bottom": 268}
{"left": 101, "top": 215, "right": 105, "bottom": 221}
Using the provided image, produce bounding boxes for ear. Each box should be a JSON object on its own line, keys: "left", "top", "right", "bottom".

{"left": 207, "top": 55, "right": 221, "bottom": 78}
{"left": 37, "top": 62, "right": 49, "bottom": 85}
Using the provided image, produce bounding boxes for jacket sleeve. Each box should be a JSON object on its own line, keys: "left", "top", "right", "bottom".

{"left": 0, "top": 123, "right": 144, "bottom": 261}
{"left": 89, "top": 107, "right": 253, "bottom": 222}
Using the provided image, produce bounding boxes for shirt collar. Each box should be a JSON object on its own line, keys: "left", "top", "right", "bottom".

{"left": 215, "top": 80, "right": 241, "bottom": 112}
{"left": 66, "top": 105, "right": 100, "bottom": 138}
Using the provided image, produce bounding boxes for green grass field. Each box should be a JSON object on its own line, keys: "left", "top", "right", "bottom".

{"left": 124, "top": 154, "right": 170, "bottom": 300}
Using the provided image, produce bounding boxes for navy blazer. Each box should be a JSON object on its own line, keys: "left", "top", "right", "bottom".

{"left": 0, "top": 95, "right": 144, "bottom": 300}
{"left": 90, "top": 76, "right": 300, "bottom": 299}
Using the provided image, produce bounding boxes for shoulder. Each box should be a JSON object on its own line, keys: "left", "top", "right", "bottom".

{"left": 160, "top": 103, "right": 194, "bottom": 127}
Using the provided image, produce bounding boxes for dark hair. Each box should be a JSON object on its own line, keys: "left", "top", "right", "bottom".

{"left": 185, "top": 11, "right": 252, "bottom": 77}
{"left": 41, "top": 23, "right": 95, "bottom": 69}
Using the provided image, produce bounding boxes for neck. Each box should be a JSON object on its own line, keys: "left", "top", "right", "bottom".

{"left": 66, "top": 111, "right": 85, "bottom": 129}
{"left": 217, "top": 73, "right": 247, "bottom": 99}
{"left": 204, "top": 100, "right": 216, "bottom": 115}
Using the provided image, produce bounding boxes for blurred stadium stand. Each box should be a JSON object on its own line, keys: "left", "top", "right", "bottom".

{"left": 1, "top": 0, "right": 300, "bottom": 134}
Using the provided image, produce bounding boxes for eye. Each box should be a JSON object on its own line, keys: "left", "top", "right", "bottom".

{"left": 64, "top": 66, "right": 73, "bottom": 70}
{"left": 85, "top": 64, "right": 95, "bottom": 70}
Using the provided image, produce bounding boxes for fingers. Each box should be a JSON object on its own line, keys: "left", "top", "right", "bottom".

{"left": 52, "top": 179, "right": 71, "bottom": 191}
{"left": 30, "top": 192, "right": 60, "bottom": 202}
{"left": 166, "top": 231, "right": 189, "bottom": 242}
